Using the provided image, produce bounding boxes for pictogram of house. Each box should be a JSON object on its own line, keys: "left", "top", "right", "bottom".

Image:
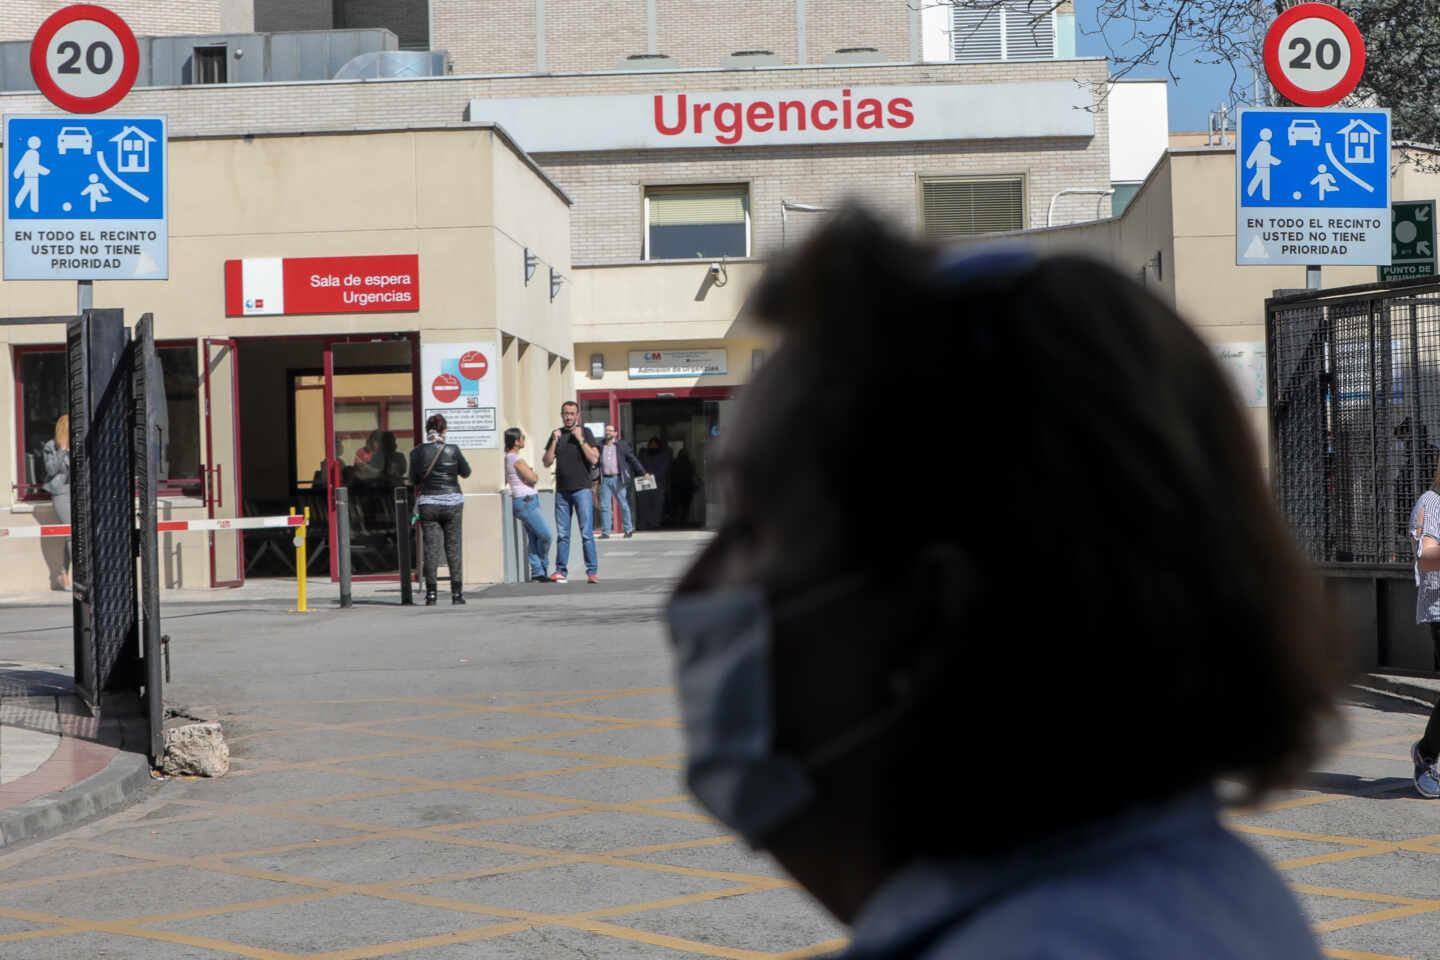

{"left": 1338, "top": 118, "right": 1381, "bottom": 165}
{"left": 110, "top": 125, "right": 156, "bottom": 174}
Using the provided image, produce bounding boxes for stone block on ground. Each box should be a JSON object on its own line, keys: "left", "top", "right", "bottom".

{"left": 160, "top": 721, "right": 229, "bottom": 777}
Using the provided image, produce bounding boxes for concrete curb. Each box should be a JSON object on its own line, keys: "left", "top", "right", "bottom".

{"left": 1353, "top": 673, "right": 1440, "bottom": 707}
{"left": 0, "top": 749, "right": 153, "bottom": 849}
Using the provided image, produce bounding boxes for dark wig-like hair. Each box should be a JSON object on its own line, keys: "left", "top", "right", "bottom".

{"left": 504, "top": 427, "right": 524, "bottom": 451}
{"left": 690, "top": 206, "right": 1343, "bottom": 856}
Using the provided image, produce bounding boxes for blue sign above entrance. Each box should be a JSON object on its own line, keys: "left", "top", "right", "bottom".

{"left": 3, "top": 114, "right": 167, "bottom": 279}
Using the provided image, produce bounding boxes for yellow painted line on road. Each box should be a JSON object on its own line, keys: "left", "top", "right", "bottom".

{"left": 1325, "top": 948, "right": 1414, "bottom": 959}
{"left": 576, "top": 881, "right": 791, "bottom": 920}
{"left": 305, "top": 921, "right": 538, "bottom": 960}
{"left": 604, "top": 836, "right": 739, "bottom": 857}
{"left": 0, "top": 903, "right": 303, "bottom": 959}
{"left": 1313, "top": 900, "right": 1440, "bottom": 933}
{"left": 1292, "top": 883, "right": 1431, "bottom": 905}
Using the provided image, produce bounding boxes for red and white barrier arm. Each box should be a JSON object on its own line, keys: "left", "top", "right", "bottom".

{"left": 0, "top": 514, "right": 307, "bottom": 539}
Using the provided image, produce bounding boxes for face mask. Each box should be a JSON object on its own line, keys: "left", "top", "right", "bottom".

{"left": 666, "top": 587, "right": 816, "bottom": 846}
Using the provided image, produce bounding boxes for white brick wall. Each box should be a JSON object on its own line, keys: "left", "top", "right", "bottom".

{"left": 0, "top": 1, "right": 228, "bottom": 43}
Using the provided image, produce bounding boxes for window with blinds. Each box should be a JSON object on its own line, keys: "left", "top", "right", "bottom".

{"left": 951, "top": 1, "right": 1056, "bottom": 62}
{"left": 920, "top": 177, "right": 1026, "bottom": 238}
{"left": 645, "top": 185, "right": 750, "bottom": 260}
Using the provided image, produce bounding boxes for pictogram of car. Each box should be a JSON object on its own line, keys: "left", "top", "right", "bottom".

{"left": 56, "top": 127, "right": 92, "bottom": 155}
{"left": 1288, "top": 120, "right": 1322, "bottom": 147}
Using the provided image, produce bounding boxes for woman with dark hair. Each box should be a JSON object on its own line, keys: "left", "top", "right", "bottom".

{"left": 410, "top": 413, "right": 471, "bottom": 605}
{"left": 505, "top": 427, "right": 553, "bottom": 583}
{"left": 1407, "top": 457, "right": 1440, "bottom": 796}
{"left": 666, "top": 207, "right": 1342, "bottom": 959}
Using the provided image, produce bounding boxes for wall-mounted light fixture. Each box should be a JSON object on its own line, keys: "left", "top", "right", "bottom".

{"left": 589, "top": 353, "right": 605, "bottom": 379}
{"left": 550, "top": 267, "right": 565, "bottom": 302}
{"left": 524, "top": 249, "right": 538, "bottom": 285}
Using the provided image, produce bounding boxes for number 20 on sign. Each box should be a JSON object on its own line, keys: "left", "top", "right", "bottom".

{"left": 29, "top": 5, "right": 140, "bottom": 114}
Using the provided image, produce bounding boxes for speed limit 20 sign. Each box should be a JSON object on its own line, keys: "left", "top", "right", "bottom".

{"left": 1263, "top": 2, "right": 1366, "bottom": 107}
{"left": 29, "top": 4, "right": 139, "bottom": 113}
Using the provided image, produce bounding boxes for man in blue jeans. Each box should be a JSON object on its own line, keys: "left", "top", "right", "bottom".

{"left": 541, "top": 400, "right": 601, "bottom": 583}
{"left": 597, "top": 424, "right": 650, "bottom": 539}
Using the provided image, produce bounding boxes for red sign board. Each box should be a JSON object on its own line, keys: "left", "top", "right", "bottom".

{"left": 458, "top": 350, "right": 489, "bottom": 380}
{"left": 30, "top": 5, "right": 140, "bottom": 113}
{"left": 431, "top": 374, "right": 461, "bottom": 403}
{"left": 224, "top": 254, "right": 420, "bottom": 317}
{"left": 1262, "top": 2, "right": 1366, "bottom": 107}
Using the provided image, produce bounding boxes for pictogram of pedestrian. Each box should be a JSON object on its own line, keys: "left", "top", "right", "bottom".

{"left": 1310, "top": 164, "right": 1339, "bottom": 201}
{"left": 1246, "top": 128, "right": 1282, "bottom": 201}
{"left": 80, "top": 173, "right": 111, "bottom": 212}
{"left": 11, "top": 136, "right": 49, "bottom": 212}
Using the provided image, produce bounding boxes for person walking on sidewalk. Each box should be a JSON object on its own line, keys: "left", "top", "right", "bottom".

{"left": 1408, "top": 470, "right": 1440, "bottom": 796}
{"left": 665, "top": 207, "right": 1342, "bottom": 960}
{"left": 43, "top": 414, "right": 71, "bottom": 591}
{"left": 410, "top": 414, "right": 471, "bottom": 605}
{"left": 542, "top": 401, "right": 600, "bottom": 583}
{"left": 597, "top": 424, "right": 649, "bottom": 539}
{"left": 505, "top": 427, "right": 553, "bottom": 583}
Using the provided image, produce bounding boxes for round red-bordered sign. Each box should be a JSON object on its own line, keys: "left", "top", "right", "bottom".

{"left": 431, "top": 374, "right": 461, "bottom": 404}
{"left": 1263, "top": 3, "right": 1365, "bottom": 108}
{"left": 29, "top": 5, "right": 140, "bottom": 114}
{"left": 457, "top": 350, "right": 489, "bottom": 380}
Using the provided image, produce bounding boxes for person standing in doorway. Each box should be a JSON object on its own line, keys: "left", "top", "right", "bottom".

{"left": 43, "top": 415, "right": 71, "bottom": 591}
{"left": 410, "top": 414, "right": 471, "bottom": 605}
{"left": 1408, "top": 465, "right": 1440, "bottom": 797}
{"left": 597, "top": 425, "right": 649, "bottom": 539}
{"left": 505, "top": 428, "right": 553, "bottom": 583}
{"left": 668, "top": 445, "right": 696, "bottom": 525}
{"left": 638, "top": 437, "right": 671, "bottom": 530}
{"left": 542, "top": 401, "right": 600, "bottom": 583}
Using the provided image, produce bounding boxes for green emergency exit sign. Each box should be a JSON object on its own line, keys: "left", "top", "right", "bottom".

{"left": 1380, "top": 200, "right": 1436, "bottom": 282}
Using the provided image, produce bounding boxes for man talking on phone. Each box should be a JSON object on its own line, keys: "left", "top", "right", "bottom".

{"left": 542, "top": 400, "right": 601, "bottom": 583}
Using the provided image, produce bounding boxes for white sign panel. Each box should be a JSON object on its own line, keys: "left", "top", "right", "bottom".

{"left": 1236, "top": 106, "right": 1390, "bottom": 266}
{"left": 629, "top": 349, "right": 728, "bottom": 379}
{"left": 1212, "top": 342, "right": 1267, "bottom": 408}
{"left": 420, "top": 341, "right": 499, "bottom": 449}
{"left": 469, "top": 82, "right": 1092, "bottom": 153}
{"left": 3, "top": 114, "right": 166, "bottom": 279}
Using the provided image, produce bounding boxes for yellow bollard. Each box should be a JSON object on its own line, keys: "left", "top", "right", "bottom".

{"left": 289, "top": 506, "right": 311, "bottom": 613}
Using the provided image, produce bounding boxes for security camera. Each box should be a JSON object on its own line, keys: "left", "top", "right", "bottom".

{"left": 708, "top": 262, "right": 722, "bottom": 275}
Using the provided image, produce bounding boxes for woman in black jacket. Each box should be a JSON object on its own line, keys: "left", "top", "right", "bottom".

{"left": 409, "top": 414, "right": 472, "bottom": 605}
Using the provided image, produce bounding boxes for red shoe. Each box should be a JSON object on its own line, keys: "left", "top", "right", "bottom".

{"left": 587, "top": 574, "right": 599, "bottom": 584}
{"left": 548, "top": 572, "right": 568, "bottom": 583}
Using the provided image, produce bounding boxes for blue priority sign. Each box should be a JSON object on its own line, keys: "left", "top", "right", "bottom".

{"left": 1235, "top": 106, "right": 1390, "bottom": 266}
{"left": 4, "top": 114, "right": 166, "bottom": 279}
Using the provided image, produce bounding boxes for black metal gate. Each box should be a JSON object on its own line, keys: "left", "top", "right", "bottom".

{"left": 133, "top": 314, "right": 164, "bottom": 760}
{"left": 1268, "top": 278, "right": 1440, "bottom": 671}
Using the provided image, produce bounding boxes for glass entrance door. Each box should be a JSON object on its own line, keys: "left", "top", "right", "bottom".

{"left": 322, "top": 338, "right": 418, "bottom": 580}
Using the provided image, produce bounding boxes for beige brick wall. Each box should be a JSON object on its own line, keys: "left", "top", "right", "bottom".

{"left": 805, "top": 0, "right": 910, "bottom": 64}
{"left": 434, "top": 0, "right": 536, "bottom": 75}
{"left": 0, "top": 1, "right": 229, "bottom": 43}
{"left": 656, "top": 0, "right": 799, "bottom": 67}
{"left": 0, "top": 57, "right": 1110, "bottom": 265}
{"left": 547, "top": 0, "right": 648, "bottom": 73}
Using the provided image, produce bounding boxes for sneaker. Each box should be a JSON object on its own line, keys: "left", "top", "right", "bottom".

{"left": 532, "top": 574, "right": 551, "bottom": 583}
{"left": 1413, "top": 741, "right": 1440, "bottom": 798}
{"left": 548, "top": 572, "right": 568, "bottom": 584}
{"left": 587, "top": 574, "right": 600, "bottom": 584}
{"left": 599, "top": 532, "right": 611, "bottom": 539}
{"left": 624, "top": 531, "right": 634, "bottom": 538}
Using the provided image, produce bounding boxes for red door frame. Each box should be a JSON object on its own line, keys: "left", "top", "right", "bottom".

{"left": 202, "top": 337, "right": 244, "bottom": 588}
{"left": 578, "top": 386, "right": 736, "bottom": 532}
{"left": 322, "top": 333, "right": 422, "bottom": 582}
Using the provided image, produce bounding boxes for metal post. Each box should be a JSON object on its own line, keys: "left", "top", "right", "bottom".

{"left": 336, "top": 486, "right": 353, "bottom": 608}
{"left": 1307, "top": 265, "right": 1322, "bottom": 290}
{"left": 395, "top": 486, "right": 413, "bottom": 606}
{"left": 77, "top": 280, "right": 92, "bottom": 313}
{"left": 290, "top": 506, "right": 309, "bottom": 613}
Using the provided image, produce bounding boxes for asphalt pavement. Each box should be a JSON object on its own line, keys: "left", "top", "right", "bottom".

{"left": 1, "top": 532, "right": 1440, "bottom": 958}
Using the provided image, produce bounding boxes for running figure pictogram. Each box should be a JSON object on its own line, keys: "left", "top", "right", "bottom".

{"left": 80, "top": 173, "right": 112, "bottom": 212}
{"left": 1309, "top": 164, "right": 1340, "bottom": 201}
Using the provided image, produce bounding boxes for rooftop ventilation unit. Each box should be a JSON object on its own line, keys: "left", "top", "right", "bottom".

{"left": 824, "top": 46, "right": 882, "bottom": 64}
{"left": 723, "top": 50, "right": 781, "bottom": 68}
{"left": 333, "top": 49, "right": 448, "bottom": 80}
{"left": 617, "top": 53, "right": 678, "bottom": 70}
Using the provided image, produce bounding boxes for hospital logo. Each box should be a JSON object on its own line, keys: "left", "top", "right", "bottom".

{"left": 244, "top": 298, "right": 264, "bottom": 309}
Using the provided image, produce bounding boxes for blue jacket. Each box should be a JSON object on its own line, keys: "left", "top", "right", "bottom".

{"left": 837, "top": 791, "right": 1321, "bottom": 960}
